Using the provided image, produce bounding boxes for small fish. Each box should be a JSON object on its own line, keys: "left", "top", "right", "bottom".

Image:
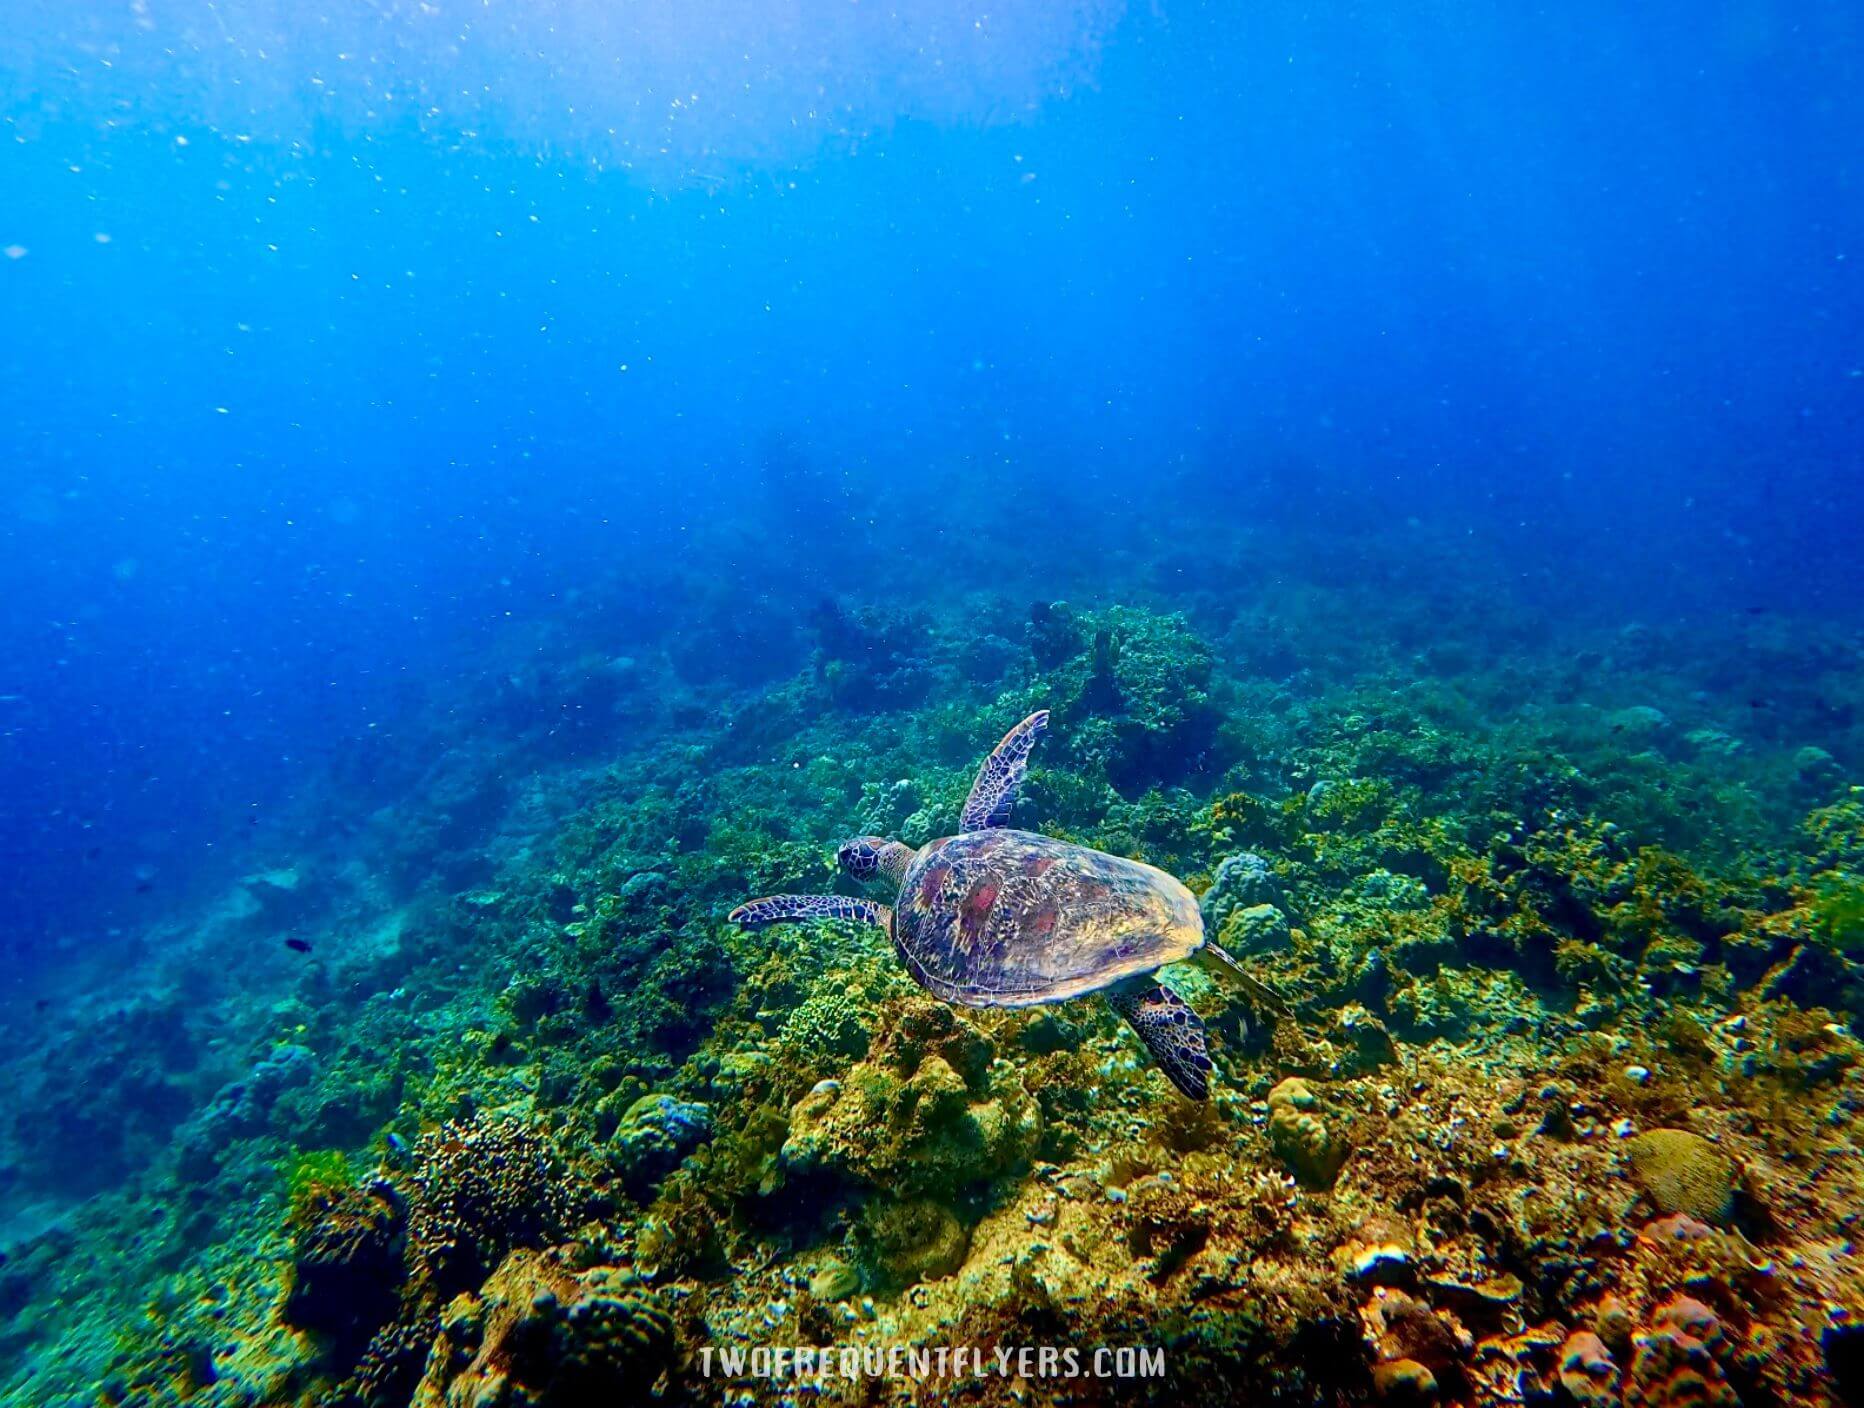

{"left": 135, "top": 881, "right": 154, "bottom": 894}
{"left": 384, "top": 1132, "right": 411, "bottom": 1160}
{"left": 284, "top": 937, "right": 312, "bottom": 954}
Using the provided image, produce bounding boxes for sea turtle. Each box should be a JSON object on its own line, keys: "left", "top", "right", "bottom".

{"left": 729, "top": 710, "right": 1280, "bottom": 1099}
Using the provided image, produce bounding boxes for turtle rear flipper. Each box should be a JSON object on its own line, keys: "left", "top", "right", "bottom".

{"left": 729, "top": 896, "right": 892, "bottom": 931}
{"left": 1106, "top": 981, "right": 1214, "bottom": 1101}
{"left": 961, "top": 709, "right": 1050, "bottom": 832}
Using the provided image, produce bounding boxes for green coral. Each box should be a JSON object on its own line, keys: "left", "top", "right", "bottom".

{"left": 282, "top": 1147, "right": 356, "bottom": 1217}
{"left": 1806, "top": 869, "right": 1864, "bottom": 952}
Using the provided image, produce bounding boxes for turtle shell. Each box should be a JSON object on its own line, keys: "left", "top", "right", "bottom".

{"left": 892, "top": 829, "right": 1204, "bottom": 1008}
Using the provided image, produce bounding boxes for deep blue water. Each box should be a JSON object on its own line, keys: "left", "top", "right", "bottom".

{"left": 2, "top": 1, "right": 1860, "bottom": 954}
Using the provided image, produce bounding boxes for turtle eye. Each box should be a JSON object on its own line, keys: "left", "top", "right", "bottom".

{"left": 837, "top": 838, "right": 879, "bottom": 877}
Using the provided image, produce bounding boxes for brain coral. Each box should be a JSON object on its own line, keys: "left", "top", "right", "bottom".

{"left": 1623, "top": 1129, "right": 1738, "bottom": 1227}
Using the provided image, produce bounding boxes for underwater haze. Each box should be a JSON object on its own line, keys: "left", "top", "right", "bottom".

{"left": 2, "top": 3, "right": 1863, "bottom": 1406}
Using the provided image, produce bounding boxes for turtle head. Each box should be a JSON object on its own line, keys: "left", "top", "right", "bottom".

{"left": 838, "top": 836, "right": 915, "bottom": 885}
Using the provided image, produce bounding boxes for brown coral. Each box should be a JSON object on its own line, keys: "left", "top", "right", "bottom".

{"left": 1625, "top": 1296, "right": 1739, "bottom": 1408}
{"left": 1268, "top": 1076, "right": 1350, "bottom": 1188}
{"left": 407, "top": 1113, "right": 587, "bottom": 1297}
{"left": 409, "top": 1245, "right": 672, "bottom": 1407}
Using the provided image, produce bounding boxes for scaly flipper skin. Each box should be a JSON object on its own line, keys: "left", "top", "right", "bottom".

{"left": 1199, "top": 939, "right": 1293, "bottom": 1018}
{"left": 729, "top": 895, "right": 893, "bottom": 931}
{"left": 1105, "top": 981, "right": 1215, "bottom": 1101}
{"left": 961, "top": 709, "right": 1050, "bottom": 832}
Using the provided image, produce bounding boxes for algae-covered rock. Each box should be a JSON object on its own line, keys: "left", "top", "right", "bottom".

{"left": 1333, "top": 1004, "right": 1399, "bottom": 1072}
{"left": 1623, "top": 1129, "right": 1738, "bottom": 1227}
{"left": 1607, "top": 705, "right": 1670, "bottom": 737}
{"left": 1371, "top": 1358, "right": 1439, "bottom": 1407}
{"left": 1268, "top": 1076, "right": 1349, "bottom": 1188}
{"left": 282, "top": 1179, "right": 405, "bottom": 1356}
{"left": 857, "top": 1198, "right": 971, "bottom": 1290}
{"left": 779, "top": 997, "right": 1038, "bottom": 1200}
{"left": 613, "top": 1093, "right": 713, "bottom": 1197}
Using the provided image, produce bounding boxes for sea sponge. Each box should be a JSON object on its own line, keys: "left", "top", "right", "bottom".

{"left": 1268, "top": 1076, "right": 1349, "bottom": 1188}
{"left": 1623, "top": 1129, "right": 1738, "bottom": 1227}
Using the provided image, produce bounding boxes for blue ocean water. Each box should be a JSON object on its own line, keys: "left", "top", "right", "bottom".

{"left": 1, "top": 5, "right": 1862, "bottom": 1403}
{"left": 4, "top": 2, "right": 1858, "bottom": 954}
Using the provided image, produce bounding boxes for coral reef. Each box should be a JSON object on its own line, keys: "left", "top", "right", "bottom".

{"left": 4, "top": 570, "right": 1863, "bottom": 1408}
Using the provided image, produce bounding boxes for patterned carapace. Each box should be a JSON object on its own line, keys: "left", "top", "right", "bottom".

{"left": 891, "top": 828, "right": 1202, "bottom": 1007}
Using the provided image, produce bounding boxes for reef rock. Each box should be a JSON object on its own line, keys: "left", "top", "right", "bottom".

{"left": 173, "top": 1043, "right": 318, "bottom": 1181}
{"left": 1559, "top": 1330, "right": 1621, "bottom": 1408}
{"left": 1623, "top": 1129, "right": 1738, "bottom": 1227}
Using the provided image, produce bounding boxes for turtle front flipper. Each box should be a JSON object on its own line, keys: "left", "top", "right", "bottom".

{"left": 729, "top": 896, "right": 893, "bottom": 931}
{"left": 961, "top": 708, "right": 1050, "bottom": 832}
{"left": 1105, "top": 981, "right": 1215, "bottom": 1101}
